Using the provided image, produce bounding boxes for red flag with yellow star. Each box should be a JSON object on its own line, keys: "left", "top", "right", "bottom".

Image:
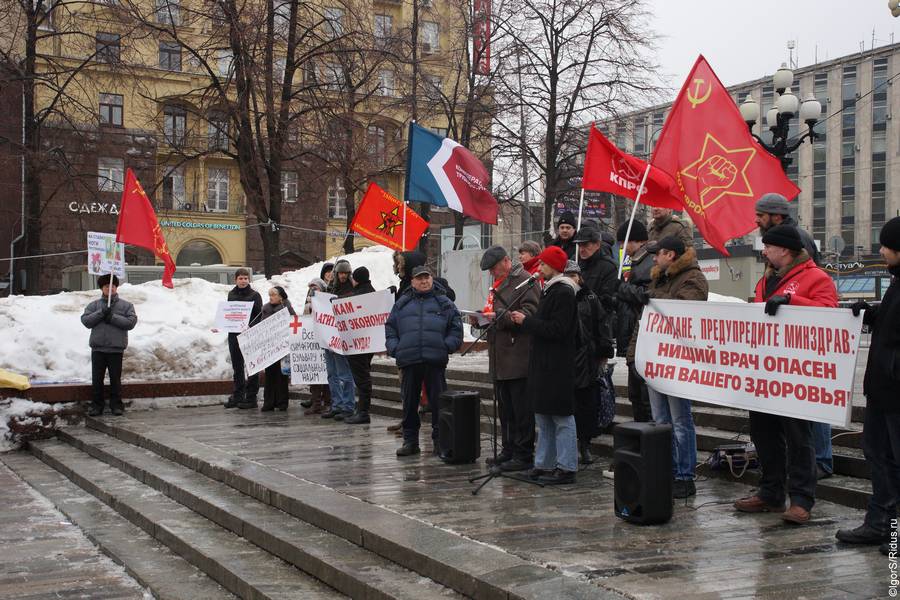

{"left": 350, "top": 182, "right": 428, "bottom": 252}
{"left": 115, "top": 168, "right": 176, "bottom": 287}
{"left": 651, "top": 55, "right": 801, "bottom": 255}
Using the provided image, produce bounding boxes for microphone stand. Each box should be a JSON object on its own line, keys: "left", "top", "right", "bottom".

{"left": 465, "top": 277, "right": 544, "bottom": 495}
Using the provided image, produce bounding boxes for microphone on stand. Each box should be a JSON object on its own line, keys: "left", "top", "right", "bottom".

{"left": 514, "top": 272, "right": 540, "bottom": 291}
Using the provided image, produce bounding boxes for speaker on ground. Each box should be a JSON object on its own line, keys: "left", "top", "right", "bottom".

{"left": 614, "top": 421, "right": 673, "bottom": 525}
{"left": 438, "top": 390, "right": 481, "bottom": 463}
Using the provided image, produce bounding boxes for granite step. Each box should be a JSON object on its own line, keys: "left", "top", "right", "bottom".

{"left": 55, "top": 427, "right": 462, "bottom": 600}
{"left": 0, "top": 452, "right": 236, "bottom": 600}
{"left": 83, "top": 416, "right": 624, "bottom": 600}
{"left": 29, "top": 438, "right": 345, "bottom": 600}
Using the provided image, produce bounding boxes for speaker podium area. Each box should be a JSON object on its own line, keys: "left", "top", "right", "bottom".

{"left": 614, "top": 421, "right": 674, "bottom": 525}
{"left": 438, "top": 390, "right": 481, "bottom": 464}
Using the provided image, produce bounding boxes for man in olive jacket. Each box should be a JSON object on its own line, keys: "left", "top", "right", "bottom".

{"left": 633, "top": 237, "right": 708, "bottom": 498}
{"left": 648, "top": 207, "right": 694, "bottom": 249}
{"left": 475, "top": 246, "right": 540, "bottom": 471}
{"left": 80, "top": 274, "right": 138, "bottom": 416}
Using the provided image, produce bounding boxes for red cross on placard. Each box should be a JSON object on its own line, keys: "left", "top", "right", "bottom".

{"left": 289, "top": 315, "right": 302, "bottom": 334}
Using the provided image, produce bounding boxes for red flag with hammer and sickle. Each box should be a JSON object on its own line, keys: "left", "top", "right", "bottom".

{"left": 116, "top": 168, "right": 176, "bottom": 287}
{"left": 652, "top": 55, "right": 801, "bottom": 255}
{"left": 350, "top": 182, "right": 429, "bottom": 252}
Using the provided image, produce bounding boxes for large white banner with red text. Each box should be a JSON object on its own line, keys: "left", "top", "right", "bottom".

{"left": 311, "top": 290, "right": 393, "bottom": 355}
{"left": 635, "top": 299, "right": 863, "bottom": 427}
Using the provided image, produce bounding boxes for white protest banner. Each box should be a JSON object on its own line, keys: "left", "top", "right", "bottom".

{"left": 635, "top": 299, "right": 862, "bottom": 427}
{"left": 236, "top": 308, "right": 291, "bottom": 376}
{"left": 214, "top": 301, "right": 254, "bottom": 333}
{"left": 289, "top": 315, "right": 328, "bottom": 385}
{"left": 87, "top": 232, "right": 125, "bottom": 277}
{"left": 312, "top": 290, "right": 393, "bottom": 355}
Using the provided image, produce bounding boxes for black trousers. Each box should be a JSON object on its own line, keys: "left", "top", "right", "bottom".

{"left": 228, "top": 333, "right": 259, "bottom": 402}
{"left": 347, "top": 353, "right": 374, "bottom": 413}
{"left": 627, "top": 363, "right": 653, "bottom": 423}
{"left": 863, "top": 402, "right": 900, "bottom": 532}
{"left": 91, "top": 351, "right": 123, "bottom": 411}
{"left": 263, "top": 362, "right": 290, "bottom": 409}
{"left": 495, "top": 378, "right": 534, "bottom": 461}
{"left": 400, "top": 364, "right": 446, "bottom": 445}
{"left": 574, "top": 384, "right": 598, "bottom": 443}
{"left": 749, "top": 411, "right": 816, "bottom": 510}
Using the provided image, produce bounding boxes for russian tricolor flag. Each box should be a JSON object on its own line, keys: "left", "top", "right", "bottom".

{"left": 404, "top": 123, "right": 498, "bottom": 224}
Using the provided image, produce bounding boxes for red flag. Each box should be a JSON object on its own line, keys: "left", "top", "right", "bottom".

{"left": 651, "top": 56, "right": 801, "bottom": 256}
{"left": 350, "top": 182, "right": 429, "bottom": 252}
{"left": 115, "top": 169, "right": 176, "bottom": 288}
{"left": 582, "top": 124, "right": 681, "bottom": 209}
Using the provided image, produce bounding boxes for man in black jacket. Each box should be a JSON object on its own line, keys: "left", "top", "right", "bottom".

{"left": 345, "top": 267, "right": 377, "bottom": 424}
{"left": 224, "top": 268, "right": 263, "bottom": 409}
{"left": 615, "top": 221, "right": 654, "bottom": 422}
{"left": 836, "top": 217, "right": 900, "bottom": 556}
{"left": 550, "top": 211, "right": 578, "bottom": 259}
{"left": 573, "top": 222, "right": 619, "bottom": 300}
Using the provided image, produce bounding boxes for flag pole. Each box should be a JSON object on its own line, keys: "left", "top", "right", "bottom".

{"left": 617, "top": 163, "right": 652, "bottom": 279}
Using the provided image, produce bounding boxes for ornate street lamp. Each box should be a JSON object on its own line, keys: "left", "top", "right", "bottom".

{"left": 739, "top": 63, "right": 823, "bottom": 172}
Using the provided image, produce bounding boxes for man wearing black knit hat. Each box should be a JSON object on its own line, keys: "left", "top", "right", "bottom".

{"left": 614, "top": 220, "right": 653, "bottom": 422}
{"left": 345, "top": 267, "right": 376, "bottom": 424}
{"left": 837, "top": 217, "right": 900, "bottom": 555}
{"left": 550, "top": 211, "right": 578, "bottom": 259}
{"left": 734, "top": 224, "right": 838, "bottom": 524}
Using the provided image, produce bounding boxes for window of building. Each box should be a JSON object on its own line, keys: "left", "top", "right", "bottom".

{"left": 99, "top": 93, "right": 123, "bottom": 126}
{"left": 632, "top": 116, "right": 646, "bottom": 156}
{"left": 327, "top": 177, "right": 347, "bottom": 218}
{"left": 163, "top": 105, "right": 186, "bottom": 145}
{"left": 156, "top": 0, "right": 180, "bottom": 25}
{"left": 159, "top": 41, "right": 182, "bottom": 71}
{"left": 874, "top": 58, "right": 889, "bottom": 92}
{"left": 96, "top": 32, "right": 121, "bottom": 63}
{"left": 650, "top": 111, "right": 664, "bottom": 150}
{"left": 274, "top": 0, "right": 290, "bottom": 35}
{"left": 216, "top": 48, "right": 232, "bottom": 76}
{"left": 98, "top": 158, "right": 124, "bottom": 192}
{"left": 176, "top": 240, "right": 222, "bottom": 266}
{"left": 367, "top": 125, "right": 386, "bottom": 166}
{"left": 321, "top": 62, "right": 345, "bottom": 91}
{"left": 421, "top": 21, "right": 439, "bottom": 53}
{"left": 207, "top": 168, "right": 229, "bottom": 211}
{"left": 377, "top": 69, "right": 395, "bottom": 97}
{"left": 424, "top": 74, "right": 442, "bottom": 101}
{"left": 161, "top": 167, "right": 185, "bottom": 209}
{"left": 282, "top": 171, "right": 298, "bottom": 202}
{"left": 208, "top": 113, "right": 228, "bottom": 151}
{"left": 374, "top": 14, "right": 392, "bottom": 40}
{"left": 841, "top": 65, "right": 857, "bottom": 102}
{"left": 35, "top": 0, "right": 54, "bottom": 31}
{"left": 324, "top": 7, "right": 344, "bottom": 38}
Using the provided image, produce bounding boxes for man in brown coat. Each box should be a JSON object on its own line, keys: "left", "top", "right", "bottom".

{"left": 474, "top": 246, "right": 541, "bottom": 471}
{"left": 634, "top": 236, "right": 708, "bottom": 498}
{"left": 648, "top": 207, "right": 694, "bottom": 250}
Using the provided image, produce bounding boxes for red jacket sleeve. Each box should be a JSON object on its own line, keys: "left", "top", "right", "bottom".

{"left": 788, "top": 272, "right": 838, "bottom": 308}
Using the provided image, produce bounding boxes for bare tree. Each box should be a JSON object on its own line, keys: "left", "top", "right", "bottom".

{"left": 493, "top": 0, "right": 659, "bottom": 239}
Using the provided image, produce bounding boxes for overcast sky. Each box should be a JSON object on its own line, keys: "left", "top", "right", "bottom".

{"left": 650, "top": 1, "right": 900, "bottom": 96}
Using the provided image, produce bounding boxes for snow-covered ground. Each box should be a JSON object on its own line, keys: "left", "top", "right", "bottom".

{"left": 0, "top": 246, "right": 400, "bottom": 384}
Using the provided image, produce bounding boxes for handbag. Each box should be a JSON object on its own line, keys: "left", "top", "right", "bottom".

{"left": 708, "top": 442, "right": 758, "bottom": 478}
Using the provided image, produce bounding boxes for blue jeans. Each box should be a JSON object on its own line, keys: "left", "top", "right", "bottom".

{"left": 812, "top": 422, "right": 833, "bottom": 474}
{"left": 648, "top": 388, "right": 697, "bottom": 481}
{"left": 324, "top": 350, "right": 355, "bottom": 413}
{"left": 534, "top": 413, "right": 577, "bottom": 473}
{"left": 863, "top": 403, "right": 900, "bottom": 532}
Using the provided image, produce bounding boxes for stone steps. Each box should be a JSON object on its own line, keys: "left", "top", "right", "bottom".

{"left": 1, "top": 452, "right": 237, "bottom": 600}
{"left": 64, "top": 416, "right": 620, "bottom": 600}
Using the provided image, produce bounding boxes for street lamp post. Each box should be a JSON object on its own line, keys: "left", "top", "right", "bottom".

{"left": 738, "top": 63, "right": 823, "bottom": 173}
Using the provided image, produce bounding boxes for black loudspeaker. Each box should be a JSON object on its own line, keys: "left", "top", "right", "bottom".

{"left": 438, "top": 390, "right": 481, "bottom": 463}
{"left": 614, "top": 421, "right": 673, "bottom": 525}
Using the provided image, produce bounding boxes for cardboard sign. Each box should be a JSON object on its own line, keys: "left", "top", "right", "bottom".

{"left": 87, "top": 232, "right": 125, "bottom": 277}
{"left": 214, "top": 301, "right": 254, "bottom": 333}
{"left": 236, "top": 308, "right": 291, "bottom": 376}
{"left": 289, "top": 315, "right": 328, "bottom": 385}
{"left": 635, "top": 299, "right": 862, "bottom": 427}
{"left": 311, "top": 290, "right": 393, "bottom": 355}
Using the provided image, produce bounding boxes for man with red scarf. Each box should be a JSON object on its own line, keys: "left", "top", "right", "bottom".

{"left": 472, "top": 245, "right": 540, "bottom": 471}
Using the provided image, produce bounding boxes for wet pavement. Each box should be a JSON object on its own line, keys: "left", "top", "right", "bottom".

{"left": 82, "top": 404, "right": 887, "bottom": 600}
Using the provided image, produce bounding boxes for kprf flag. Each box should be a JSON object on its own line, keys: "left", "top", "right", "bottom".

{"left": 651, "top": 56, "right": 801, "bottom": 256}
{"left": 582, "top": 124, "right": 681, "bottom": 209}
{"left": 115, "top": 168, "right": 176, "bottom": 287}
{"left": 405, "top": 123, "right": 498, "bottom": 224}
{"left": 350, "top": 182, "right": 429, "bottom": 252}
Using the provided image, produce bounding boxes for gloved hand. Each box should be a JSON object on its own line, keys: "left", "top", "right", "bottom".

{"left": 599, "top": 294, "right": 616, "bottom": 311}
{"left": 102, "top": 306, "right": 113, "bottom": 322}
{"left": 764, "top": 294, "right": 790, "bottom": 316}
{"left": 850, "top": 300, "right": 870, "bottom": 317}
{"left": 635, "top": 288, "right": 650, "bottom": 306}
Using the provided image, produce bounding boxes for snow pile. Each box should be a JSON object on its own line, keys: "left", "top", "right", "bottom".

{"left": 709, "top": 292, "right": 746, "bottom": 303}
{"left": 0, "top": 398, "right": 78, "bottom": 452}
{"left": 0, "top": 246, "right": 399, "bottom": 384}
